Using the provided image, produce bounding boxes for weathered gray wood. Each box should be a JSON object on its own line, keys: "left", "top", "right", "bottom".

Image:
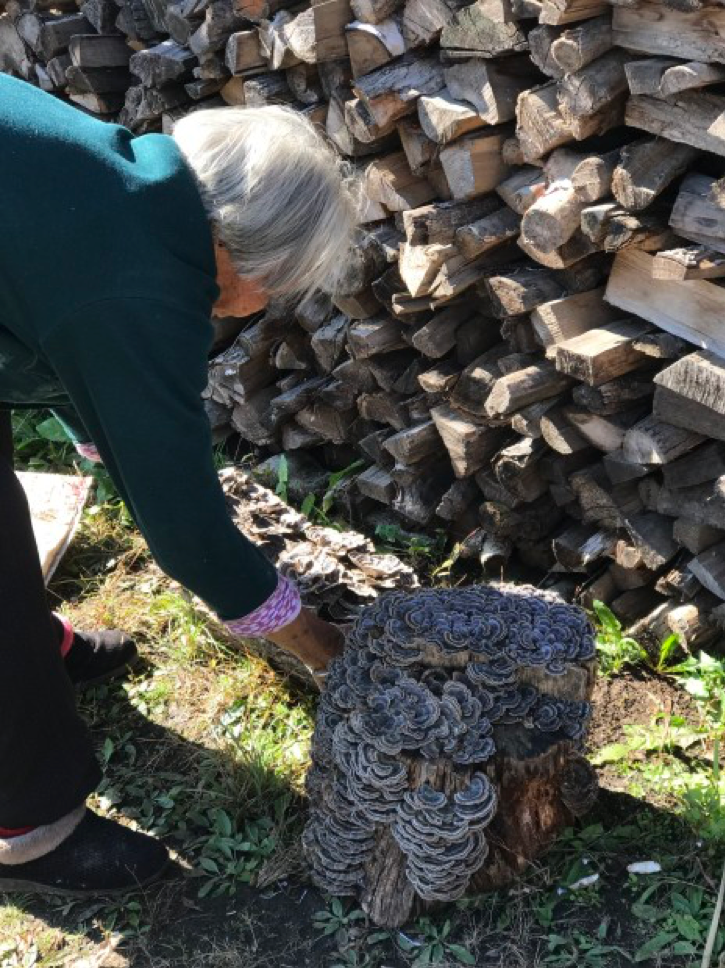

{"left": 455, "top": 207, "right": 521, "bottom": 259}
{"left": 444, "top": 55, "right": 538, "bottom": 124}
{"left": 557, "top": 48, "right": 631, "bottom": 120}
{"left": 431, "top": 403, "right": 505, "bottom": 477}
{"left": 485, "top": 362, "right": 572, "bottom": 417}
{"left": 663, "top": 441, "right": 725, "bottom": 490}
{"left": 626, "top": 92, "right": 725, "bottom": 158}
{"left": 612, "top": 138, "right": 697, "bottom": 212}
{"left": 623, "top": 414, "right": 704, "bottom": 465}
{"left": 69, "top": 33, "right": 132, "bottom": 68}
{"left": 417, "top": 91, "right": 484, "bottom": 145}
{"left": 540, "top": 0, "right": 608, "bottom": 25}
{"left": 550, "top": 14, "right": 612, "bottom": 73}
{"left": 553, "top": 523, "right": 615, "bottom": 571}
{"left": 652, "top": 246, "right": 725, "bottom": 281}
{"left": 564, "top": 405, "right": 646, "bottom": 453}
{"left": 673, "top": 518, "right": 724, "bottom": 555}
{"left": 531, "top": 287, "right": 618, "bottom": 358}
{"left": 572, "top": 372, "right": 654, "bottom": 415}
{"left": 688, "top": 540, "right": 725, "bottom": 601}
{"left": 130, "top": 39, "right": 196, "bottom": 85}
{"left": 612, "top": 1, "right": 725, "bottom": 64}
{"left": 606, "top": 250, "right": 725, "bottom": 360}
{"left": 554, "top": 319, "right": 650, "bottom": 387}
{"left": 654, "top": 386, "right": 725, "bottom": 443}
{"left": 669, "top": 172, "right": 725, "bottom": 255}
{"left": 440, "top": 4, "right": 528, "bottom": 55}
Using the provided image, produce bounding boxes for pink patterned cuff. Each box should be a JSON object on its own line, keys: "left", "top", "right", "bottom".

{"left": 224, "top": 575, "right": 302, "bottom": 637}
{"left": 75, "top": 442, "right": 101, "bottom": 463}
{"left": 56, "top": 613, "right": 75, "bottom": 659}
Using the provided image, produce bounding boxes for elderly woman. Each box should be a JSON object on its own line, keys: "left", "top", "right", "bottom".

{"left": 0, "top": 74, "right": 356, "bottom": 893}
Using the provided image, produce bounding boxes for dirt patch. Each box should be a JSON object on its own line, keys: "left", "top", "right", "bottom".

{"left": 587, "top": 670, "right": 701, "bottom": 753}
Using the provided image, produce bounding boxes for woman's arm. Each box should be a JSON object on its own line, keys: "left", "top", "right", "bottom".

{"left": 42, "top": 297, "right": 345, "bottom": 677}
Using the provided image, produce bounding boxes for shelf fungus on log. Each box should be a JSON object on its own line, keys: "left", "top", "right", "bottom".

{"left": 221, "top": 469, "right": 418, "bottom": 624}
{"left": 303, "top": 584, "right": 598, "bottom": 927}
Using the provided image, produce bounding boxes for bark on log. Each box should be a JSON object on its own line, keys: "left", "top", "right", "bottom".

{"left": 304, "top": 585, "right": 597, "bottom": 928}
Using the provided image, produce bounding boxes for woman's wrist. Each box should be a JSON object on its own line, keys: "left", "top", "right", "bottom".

{"left": 224, "top": 574, "right": 302, "bottom": 638}
{"left": 74, "top": 441, "right": 101, "bottom": 463}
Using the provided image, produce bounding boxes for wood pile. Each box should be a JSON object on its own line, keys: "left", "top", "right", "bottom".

{"left": 5, "top": 0, "right": 725, "bottom": 644}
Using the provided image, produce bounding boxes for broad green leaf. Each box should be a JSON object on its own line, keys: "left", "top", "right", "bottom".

{"left": 674, "top": 914, "right": 702, "bottom": 942}
{"left": 634, "top": 931, "right": 677, "bottom": 962}
{"left": 448, "top": 944, "right": 476, "bottom": 965}
{"left": 36, "top": 417, "right": 68, "bottom": 443}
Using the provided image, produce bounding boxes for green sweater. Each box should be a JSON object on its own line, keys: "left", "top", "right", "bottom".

{"left": 0, "top": 74, "right": 278, "bottom": 619}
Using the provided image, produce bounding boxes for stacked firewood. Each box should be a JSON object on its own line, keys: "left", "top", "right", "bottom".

{"left": 4, "top": 0, "right": 725, "bottom": 643}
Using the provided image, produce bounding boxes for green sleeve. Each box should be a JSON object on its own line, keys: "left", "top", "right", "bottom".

{"left": 51, "top": 404, "right": 92, "bottom": 445}
{"left": 41, "top": 297, "right": 279, "bottom": 620}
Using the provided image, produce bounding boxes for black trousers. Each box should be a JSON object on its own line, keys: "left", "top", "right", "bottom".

{"left": 0, "top": 410, "right": 100, "bottom": 828}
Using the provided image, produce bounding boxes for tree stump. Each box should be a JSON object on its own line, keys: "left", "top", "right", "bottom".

{"left": 303, "top": 584, "right": 598, "bottom": 928}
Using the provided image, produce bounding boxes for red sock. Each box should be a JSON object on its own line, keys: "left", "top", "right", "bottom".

{"left": 0, "top": 825, "right": 35, "bottom": 838}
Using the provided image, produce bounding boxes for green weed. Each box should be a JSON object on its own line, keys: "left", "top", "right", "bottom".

{"left": 593, "top": 601, "right": 648, "bottom": 676}
{"left": 398, "top": 918, "right": 476, "bottom": 967}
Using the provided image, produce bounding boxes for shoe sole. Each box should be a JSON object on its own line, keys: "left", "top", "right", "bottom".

{"left": 0, "top": 857, "right": 171, "bottom": 897}
{"left": 75, "top": 650, "right": 142, "bottom": 691}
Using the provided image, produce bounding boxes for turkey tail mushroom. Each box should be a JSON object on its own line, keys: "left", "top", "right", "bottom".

{"left": 303, "top": 584, "right": 599, "bottom": 927}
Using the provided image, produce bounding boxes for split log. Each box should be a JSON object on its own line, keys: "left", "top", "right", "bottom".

{"left": 540, "top": 0, "right": 608, "bottom": 25}
{"left": 651, "top": 246, "right": 725, "bottom": 282}
{"left": 605, "top": 250, "right": 725, "bottom": 360}
{"left": 564, "top": 405, "right": 645, "bottom": 452}
{"left": 688, "top": 541, "right": 725, "bottom": 601}
{"left": 580, "top": 202, "right": 674, "bottom": 253}
{"left": 531, "top": 288, "right": 618, "bottom": 357}
{"left": 669, "top": 172, "right": 725, "bottom": 254}
{"left": 456, "top": 207, "right": 521, "bottom": 259}
{"left": 353, "top": 53, "right": 445, "bottom": 128}
{"left": 485, "top": 362, "right": 572, "bottom": 418}
{"left": 654, "top": 386, "right": 725, "bottom": 444}
{"left": 557, "top": 49, "right": 631, "bottom": 120}
{"left": 440, "top": 5, "right": 528, "bottom": 58}
{"left": 572, "top": 372, "right": 654, "bottom": 415}
{"left": 625, "top": 92, "right": 725, "bottom": 158}
{"left": 673, "top": 518, "right": 724, "bottom": 555}
{"left": 612, "top": 1, "right": 725, "bottom": 64}
{"left": 553, "top": 524, "right": 615, "bottom": 571}
{"left": 549, "top": 14, "right": 612, "bottom": 73}
{"left": 516, "top": 80, "right": 624, "bottom": 163}
{"left": 554, "top": 319, "right": 650, "bottom": 386}
{"left": 443, "top": 55, "right": 538, "bottom": 124}
{"left": 431, "top": 404, "right": 505, "bottom": 477}
{"left": 365, "top": 152, "right": 436, "bottom": 211}
{"left": 622, "top": 414, "right": 704, "bottom": 465}
{"left": 611, "top": 138, "right": 697, "bottom": 213}
{"left": 346, "top": 18, "right": 405, "bottom": 78}
{"left": 69, "top": 34, "right": 132, "bottom": 68}
{"left": 417, "top": 90, "right": 485, "bottom": 145}
{"left": 439, "top": 129, "right": 511, "bottom": 201}
{"left": 225, "top": 29, "right": 265, "bottom": 74}
{"left": 401, "top": 196, "right": 501, "bottom": 245}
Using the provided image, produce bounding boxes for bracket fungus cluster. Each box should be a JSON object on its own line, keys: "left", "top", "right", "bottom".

{"left": 221, "top": 468, "right": 417, "bottom": 623}
{"left": 304, "top": 584, "right": 599, "bottom": 927}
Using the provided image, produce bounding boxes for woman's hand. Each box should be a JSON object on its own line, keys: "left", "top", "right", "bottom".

{"left": 265, "top": 607, "right": 344, "bottom": 687}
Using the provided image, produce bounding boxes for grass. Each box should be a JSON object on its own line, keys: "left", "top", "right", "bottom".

{"left": 1, "top": 419, "right": 724, "bottom": 967}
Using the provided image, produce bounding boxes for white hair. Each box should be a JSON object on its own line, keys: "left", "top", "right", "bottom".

{"left": 172, "top": 105, "right": 359, "bottom": 300}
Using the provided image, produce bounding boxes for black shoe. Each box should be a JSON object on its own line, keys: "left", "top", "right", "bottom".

{"left": 58, "top": 620, "right": 140, "bottom": 690}
{"left": 0, "top": 810, "right": 169, "bottom": 896}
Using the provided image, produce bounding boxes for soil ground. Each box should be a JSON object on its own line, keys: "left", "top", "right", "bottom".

{"left": 0, "top": 450, "right": 723, "bottom": 968}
